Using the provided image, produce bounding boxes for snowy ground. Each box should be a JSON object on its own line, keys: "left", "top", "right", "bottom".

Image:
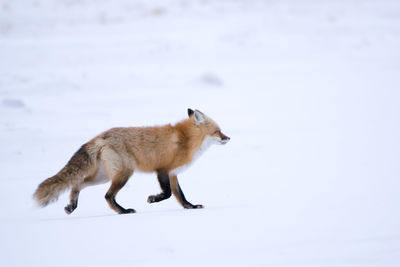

{"left": 1, "top": 0, "right": 400, "bottom": 266}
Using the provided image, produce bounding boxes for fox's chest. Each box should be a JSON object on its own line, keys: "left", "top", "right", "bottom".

{"left": 170, "top": 136, "right": 214, "bottom": 176}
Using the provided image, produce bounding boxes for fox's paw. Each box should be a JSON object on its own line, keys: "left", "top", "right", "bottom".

{"left": 147, "top": 193, "right": 170, "bottom": 203}
{"left": 147, "top": 195, "right": 157, "bottom": 204}
{"left": 64, "top": 204, "right": 76, "bottom": 215}
{"left": 184, "top": 204, "right": 204, "bottom": 209}
{"left": 120, "top": 208, "right": 136, "bottom": 214}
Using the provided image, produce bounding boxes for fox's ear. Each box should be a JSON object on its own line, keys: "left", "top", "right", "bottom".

{"left": 193, "top": 110, "right": 206, "bottom": 124}
{"left": 188, "top": 108, "right": 194, "bottom": 117}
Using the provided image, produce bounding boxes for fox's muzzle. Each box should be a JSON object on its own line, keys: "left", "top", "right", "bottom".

{"left": 219, "top": 132, "right": 230, "bottom": 145}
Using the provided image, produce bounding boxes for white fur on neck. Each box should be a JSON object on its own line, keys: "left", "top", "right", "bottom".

{"left": 170, "top": 135, "right": 216, "bottom": 176}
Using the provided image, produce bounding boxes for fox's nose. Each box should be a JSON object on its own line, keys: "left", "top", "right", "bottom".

{"left": 221, "top": 135, "right": 230, "bottom": 144}
{"left": 221, "top": 132, "right": 230, "bottom": 141}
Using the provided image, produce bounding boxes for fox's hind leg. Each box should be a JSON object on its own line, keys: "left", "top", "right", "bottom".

{"left": 101, "top": 147, "right": 135, "bottom": 214}
{"left": 64, "top": 186, "right": 80, "bottom": 214}
{"left": 147, "top": 168, "right": 171, "bottom": 204}
{"left": 105, "top": 170, "right": 135, "bottom": 214}
{"left": 170, "top": 175, "right": 203, "bottom": 209}
{"left": 64, "top": 163, "right": 109, "bottom": 215}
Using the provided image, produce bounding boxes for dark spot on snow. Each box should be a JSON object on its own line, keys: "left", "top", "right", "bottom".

{"left": 2, "top": 98, "right": 25, "bottom": 109}
{"left": 200, "top": 73, "right": 224, "bottom": 87}
{"left": 152, "top": 7, "right": 167, "bottom": 16}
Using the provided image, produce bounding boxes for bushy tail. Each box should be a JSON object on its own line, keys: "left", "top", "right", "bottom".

{"left": 33, "top": 143, "right": 98, "bottom": 207}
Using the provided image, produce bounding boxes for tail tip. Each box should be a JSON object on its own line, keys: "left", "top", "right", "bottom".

{"left": 33, "top": 189, "right": 54, "bottom": 208}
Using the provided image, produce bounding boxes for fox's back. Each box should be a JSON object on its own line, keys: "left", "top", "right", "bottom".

{"left": 98, "top": 125, "right": 182, "bottom": 172}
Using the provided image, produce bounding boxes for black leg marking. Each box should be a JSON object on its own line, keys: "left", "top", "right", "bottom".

{"left": 64, "top": 203, "right": 77, "bottom": 214}
{"left": 178, "top": 185, "right": 203, "bottom": 209}
{"left": 170, "top": 175, "right": 203, "bottom": 209}
{"left": 105, "top": 173, "right": 135, "bottom": 214}
{"left": 105, "top": 193, "right": 135, "bottom": 214}
{"left": 148, "top": 169, "right": 172, "bottom": 204}
{"left": 64, "top": 189, "right": 80, "bottom": 214}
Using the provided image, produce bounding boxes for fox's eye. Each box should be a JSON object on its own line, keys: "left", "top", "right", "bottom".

{"left": 214, "top": 130, "right": 220, "bottom": 135}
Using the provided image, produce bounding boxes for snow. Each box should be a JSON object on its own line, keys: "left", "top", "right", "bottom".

{"left": 1, "top": 0, "right": 400, "bottom": 266}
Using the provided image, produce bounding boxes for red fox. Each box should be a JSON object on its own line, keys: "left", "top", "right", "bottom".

{"left": 33, "top": 109, "right": 230, "bottom": 214}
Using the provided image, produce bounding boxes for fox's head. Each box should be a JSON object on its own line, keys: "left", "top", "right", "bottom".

{"left": 188, "top": 108, "right": 230, "bottom": 145}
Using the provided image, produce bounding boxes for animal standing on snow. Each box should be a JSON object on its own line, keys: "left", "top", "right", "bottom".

{"left": 33, "top": 109, "right": 230, "bottom": 214}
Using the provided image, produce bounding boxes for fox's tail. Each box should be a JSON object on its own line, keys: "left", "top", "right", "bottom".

{"left": 33, "top": 142, "right": 99, "bottom": 207}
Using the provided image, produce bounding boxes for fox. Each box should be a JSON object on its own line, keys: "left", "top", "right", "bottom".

{"left": 33, "top": 109, "right": 230, "bottom": 214}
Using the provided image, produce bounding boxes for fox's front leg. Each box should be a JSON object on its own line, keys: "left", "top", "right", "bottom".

{"left": 148, "top": 169, "right": 171, "bottom": 204}
{"left": 169, "top": 174, "right": 203, "bottom": 209}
